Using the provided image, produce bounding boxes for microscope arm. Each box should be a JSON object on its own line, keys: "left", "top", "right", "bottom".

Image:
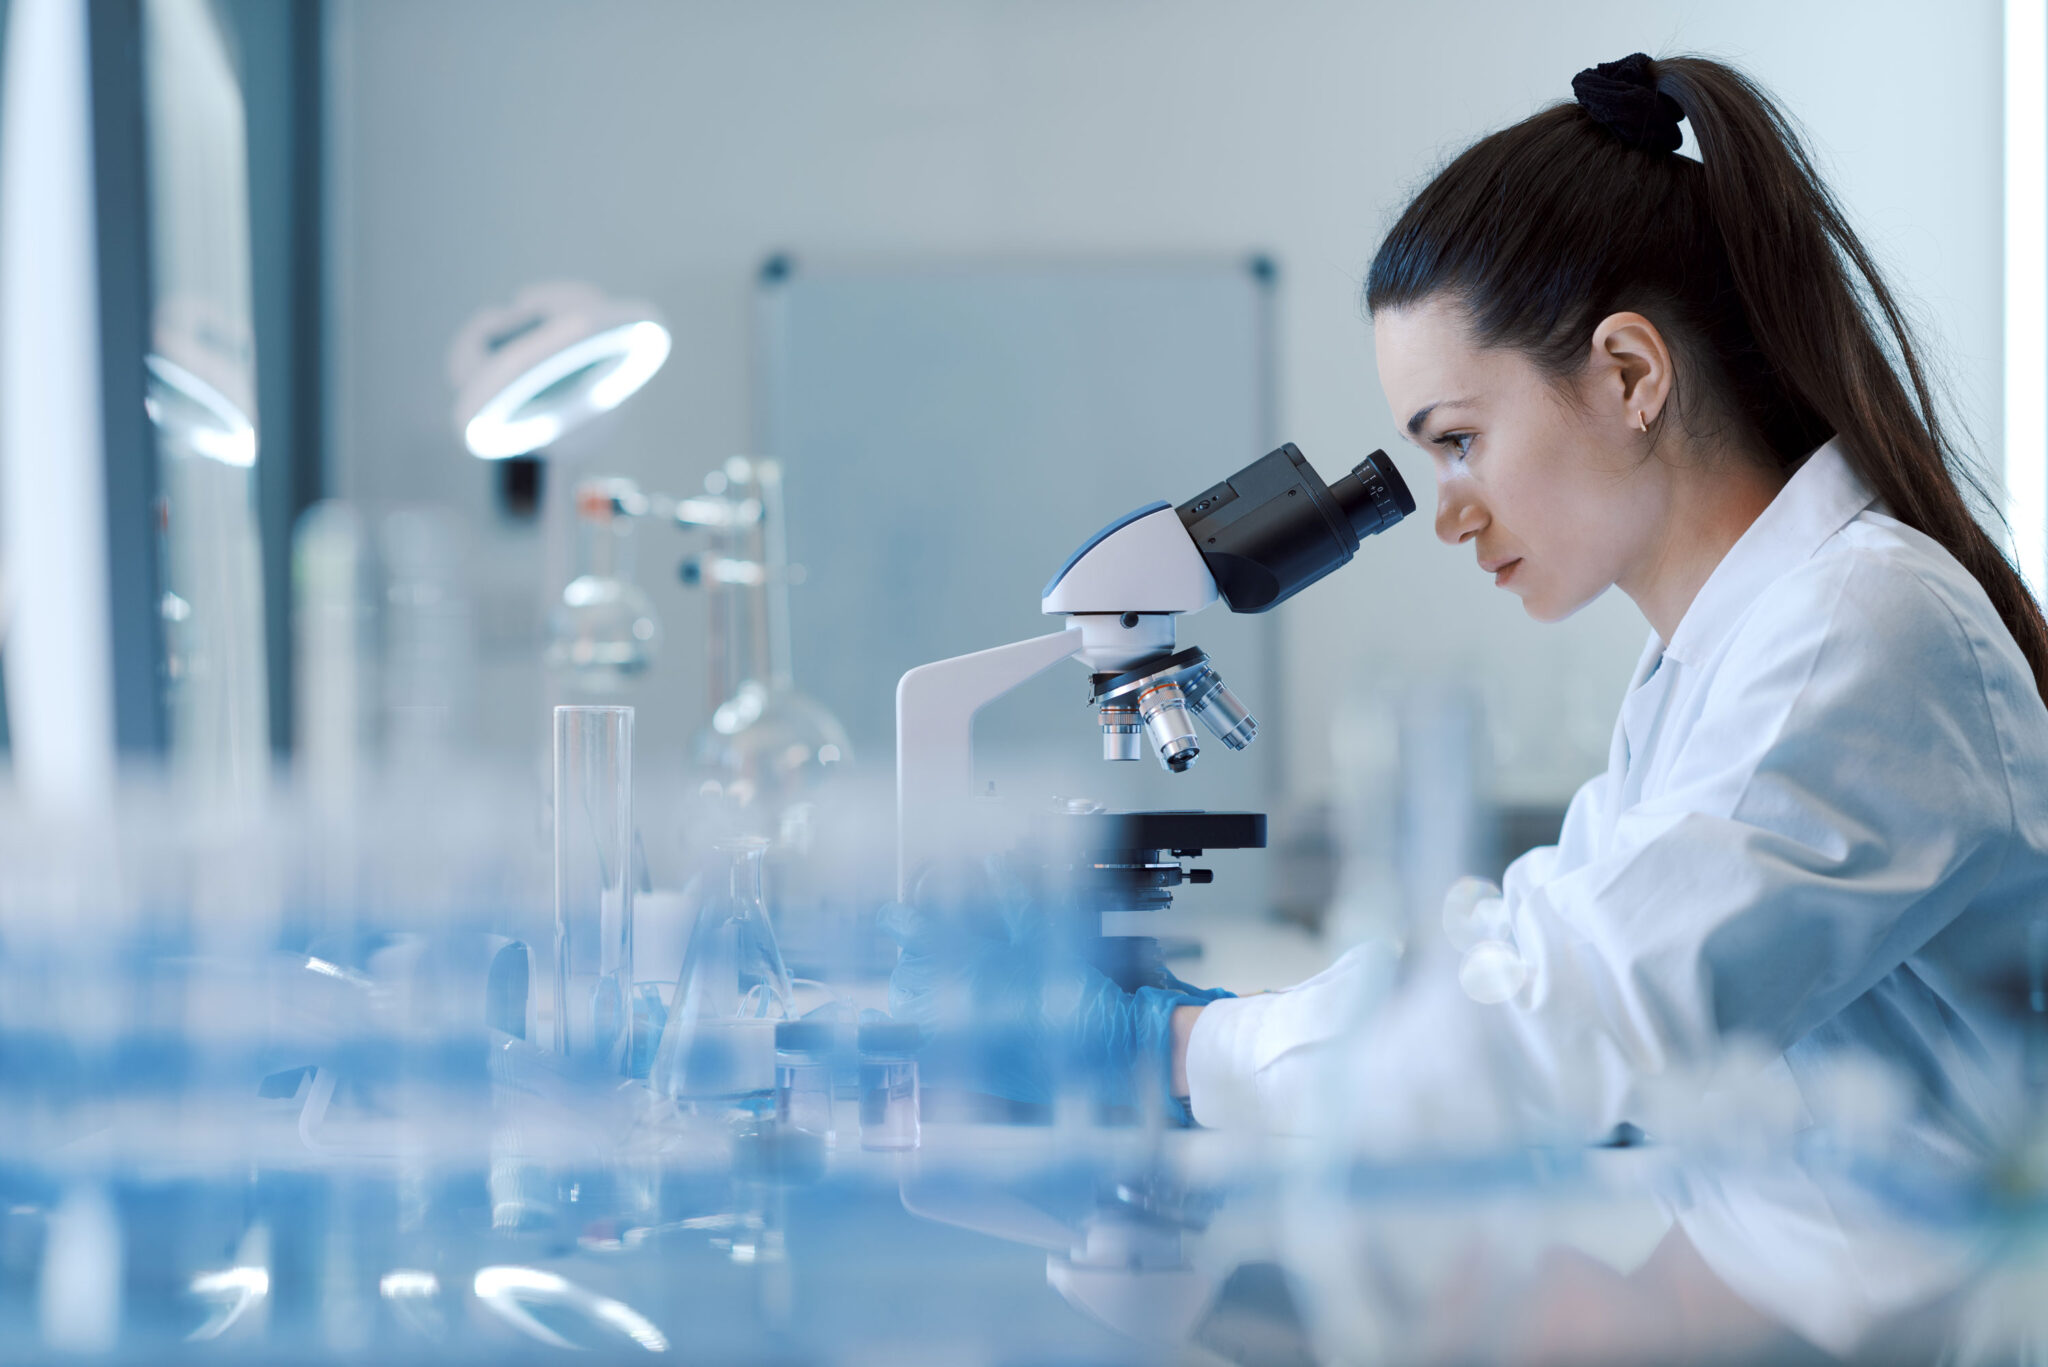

{"left": 896, "top": 627, "right": 1085, "bottom": 898}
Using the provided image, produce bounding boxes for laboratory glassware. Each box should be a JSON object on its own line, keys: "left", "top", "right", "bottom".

{"left": 773, "top": 1020, "right": 836, "bottom": 1145}
{"left": 648, "top": 836, "right": 794, "bottom": 1105}
{"left": 628, "top": 981, "right": 667, "bottom": 1079}
{"left": 292, "top": 501, "right": 371, "bottom": 806}
{"left": 380, "top": 507, "right": 475, "bottom": 766}
{"left": 553, "top": 705, "right": 634, "bottom": 1071}
{"left": 687, "top": 457, "right": 852, "bottom": 808}
{"left": 857, "top": 1022, "right": 920, "bottom": 1152}
{"left": 545, "top": 460, "right": 851, "bottom": 807}
{"left": 548, "top": 479, "right": 660, "bottom": 690}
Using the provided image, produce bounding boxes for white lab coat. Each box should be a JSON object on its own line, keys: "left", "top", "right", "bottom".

{"left": 1186, "top": 441, "right": 2048, "bottom": 1344}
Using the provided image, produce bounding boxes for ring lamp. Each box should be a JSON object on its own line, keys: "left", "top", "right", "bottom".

{"left": 449, "top": 283, "right": 671, "bottom": 460}
{"left": 144, "top": 353, "right": 257, "bottom": 468}
{"left": 145, "top": 296, "right": 260, "bottom": 468}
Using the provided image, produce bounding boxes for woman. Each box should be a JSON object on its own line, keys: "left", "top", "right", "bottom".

{"left": 890, "top": 54, "right": 2048, "bottom": 1168}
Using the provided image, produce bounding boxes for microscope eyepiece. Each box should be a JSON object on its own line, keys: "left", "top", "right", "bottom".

{"left": 1328, "top": 449, "right": 1417, "bottom": 540}
{"left": 1175, "top": 443, "right": 1414, "bottom": 613}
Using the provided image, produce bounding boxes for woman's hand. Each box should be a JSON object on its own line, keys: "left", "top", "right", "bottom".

{"left": 879, "top": 857, "right": 1228, "bottom": 1112}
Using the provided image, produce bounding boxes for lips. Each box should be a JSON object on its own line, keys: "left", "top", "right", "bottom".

{"left": 1481, "top": 557, "right": 1522, "bottom": 587}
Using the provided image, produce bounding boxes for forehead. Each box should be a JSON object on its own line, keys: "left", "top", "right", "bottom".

{"left": 1372, "top": 298, "right": 1497, "bottom": 407}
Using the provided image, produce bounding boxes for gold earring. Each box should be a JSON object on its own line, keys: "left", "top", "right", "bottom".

{"left": 1635, "top": 411, "right": 1650, "bottom": 433}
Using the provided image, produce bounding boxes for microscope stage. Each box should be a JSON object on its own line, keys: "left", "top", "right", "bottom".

{"left": 1058, "top": 810, "right": 1267, "bottom": 856}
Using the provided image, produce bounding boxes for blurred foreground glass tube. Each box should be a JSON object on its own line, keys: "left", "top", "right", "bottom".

{"left": 554, "top": 705, "right": 634, "bottom": 1069}
{"left": 293, "top": 501, "right": 369, "bottom": 808}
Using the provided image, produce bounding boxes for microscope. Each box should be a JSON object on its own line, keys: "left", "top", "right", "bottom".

{"left": 895, "top": 443, "right": 1413, "bottom": 983}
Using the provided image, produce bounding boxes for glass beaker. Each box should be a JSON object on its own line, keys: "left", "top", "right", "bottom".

{"left": 649, "top": 837, "right": 793, "bottom": 1106}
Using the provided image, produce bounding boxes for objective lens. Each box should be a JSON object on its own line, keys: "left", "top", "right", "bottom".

{"left": 1099, "top": 703, "right": 1143, "bottom": 761}
{"left": 1188, "top": 672, "right": 1257, "bottom": 751}
{"left": 1137, "top": 683, "right": 1200, "bottom": 772}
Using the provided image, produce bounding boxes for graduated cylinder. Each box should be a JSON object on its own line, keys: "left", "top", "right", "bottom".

{"left": 554, "top": 704, "right": 634, "bottom": 1070}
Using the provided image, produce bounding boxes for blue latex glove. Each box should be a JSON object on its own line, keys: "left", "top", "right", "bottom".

{"left": 880, "top": 856, "right": 1232, "bottom": 1112}
{"left": 1111, "top": 932, "right": 1236, "bottom": 1005}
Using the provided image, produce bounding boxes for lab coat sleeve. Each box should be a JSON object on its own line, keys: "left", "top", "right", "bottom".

{"left": 1188, "top": 553, "right": 2016, "bottom": 1143}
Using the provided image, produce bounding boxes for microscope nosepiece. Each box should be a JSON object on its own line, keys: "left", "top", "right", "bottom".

{"left": 1093, "top": 647, "right": 1259, "bottom": 772}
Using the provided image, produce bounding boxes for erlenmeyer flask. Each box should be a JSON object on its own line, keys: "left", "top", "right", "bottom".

{"left": 649, "top": 837, "right": 793, "bottom": 1105}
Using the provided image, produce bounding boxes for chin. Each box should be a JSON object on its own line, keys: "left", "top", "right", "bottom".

{"left": 1523, "top": 583, "right": 1609, "bottom": 624}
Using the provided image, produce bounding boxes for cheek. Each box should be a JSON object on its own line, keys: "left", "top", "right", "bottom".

{"left": 1486, "top": 466, "right": 1582, "bottom": 549}
{"left": 1498, "top": 433, "right": 1622, "bottom": 537}
{"left": 1487, "top": 460, "right": 1632, "bottom": 602}
{"left": 1517, "top": 470, "right": 1646, "bottom": 605}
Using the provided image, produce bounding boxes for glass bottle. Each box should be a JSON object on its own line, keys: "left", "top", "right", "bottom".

{"left": 649, "top": 837, "right": 793, "bottom": 1107}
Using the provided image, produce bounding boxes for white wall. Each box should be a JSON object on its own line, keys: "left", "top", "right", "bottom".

{"left": 325, "top": 0, "right": 2004, "bottom": 805}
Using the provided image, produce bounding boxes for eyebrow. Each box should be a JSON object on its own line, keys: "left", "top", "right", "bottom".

{"left": 1406, "top": 397, "right": 1478, "bottom": 437}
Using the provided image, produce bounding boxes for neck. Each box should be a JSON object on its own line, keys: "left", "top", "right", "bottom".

{"left": 1620, "top": 443, "right": 1788, "bottom": 643}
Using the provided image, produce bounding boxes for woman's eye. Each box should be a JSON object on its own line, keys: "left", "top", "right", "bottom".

{"left": 1434, "top": 432, "right": 1475, "bottom": 460}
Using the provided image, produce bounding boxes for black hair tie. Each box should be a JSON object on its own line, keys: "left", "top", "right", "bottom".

{"left": 1572, "top": 53, "right": 1684, "bottom": 153}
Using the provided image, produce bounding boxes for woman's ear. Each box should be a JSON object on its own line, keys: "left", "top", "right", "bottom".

{"left": 1587, "top": 312, "right": 1674, "bottom": 432}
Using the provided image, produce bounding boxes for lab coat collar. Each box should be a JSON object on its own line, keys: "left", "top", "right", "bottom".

{"left": 1661, "top": 440, "right": 1876, "bottom": 669}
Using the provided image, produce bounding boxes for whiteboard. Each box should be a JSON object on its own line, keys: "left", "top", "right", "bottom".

{"left": 756, "top": 256, "right": 1279, "bottom": 821}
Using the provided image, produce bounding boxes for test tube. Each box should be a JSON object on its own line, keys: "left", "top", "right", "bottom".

{"left": 553, "top": 705, "right": 634, "bottom": 1070}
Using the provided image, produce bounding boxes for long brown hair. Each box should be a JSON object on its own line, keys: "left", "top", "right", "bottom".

{"left": 1366, "top": 54, "right": 2048, "bottom": 700}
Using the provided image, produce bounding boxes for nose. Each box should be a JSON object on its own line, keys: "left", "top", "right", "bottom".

{"left": 1435, "top": 477, "right": 1486, "bottom": 547}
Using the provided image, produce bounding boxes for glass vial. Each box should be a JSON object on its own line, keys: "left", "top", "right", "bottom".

{"left": 857, "top": 1022, "right": 921, "bottom": 1152}
{"left": 774, "top": 1020, "right": 836, "bottom": 1145}
{"left": 553, "top": 705, "right": 634, "bottom": 1070}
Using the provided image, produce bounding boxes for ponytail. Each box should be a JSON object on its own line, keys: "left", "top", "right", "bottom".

{"left": 1367, "top": 54, "right": 2048, "bottom": 702}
